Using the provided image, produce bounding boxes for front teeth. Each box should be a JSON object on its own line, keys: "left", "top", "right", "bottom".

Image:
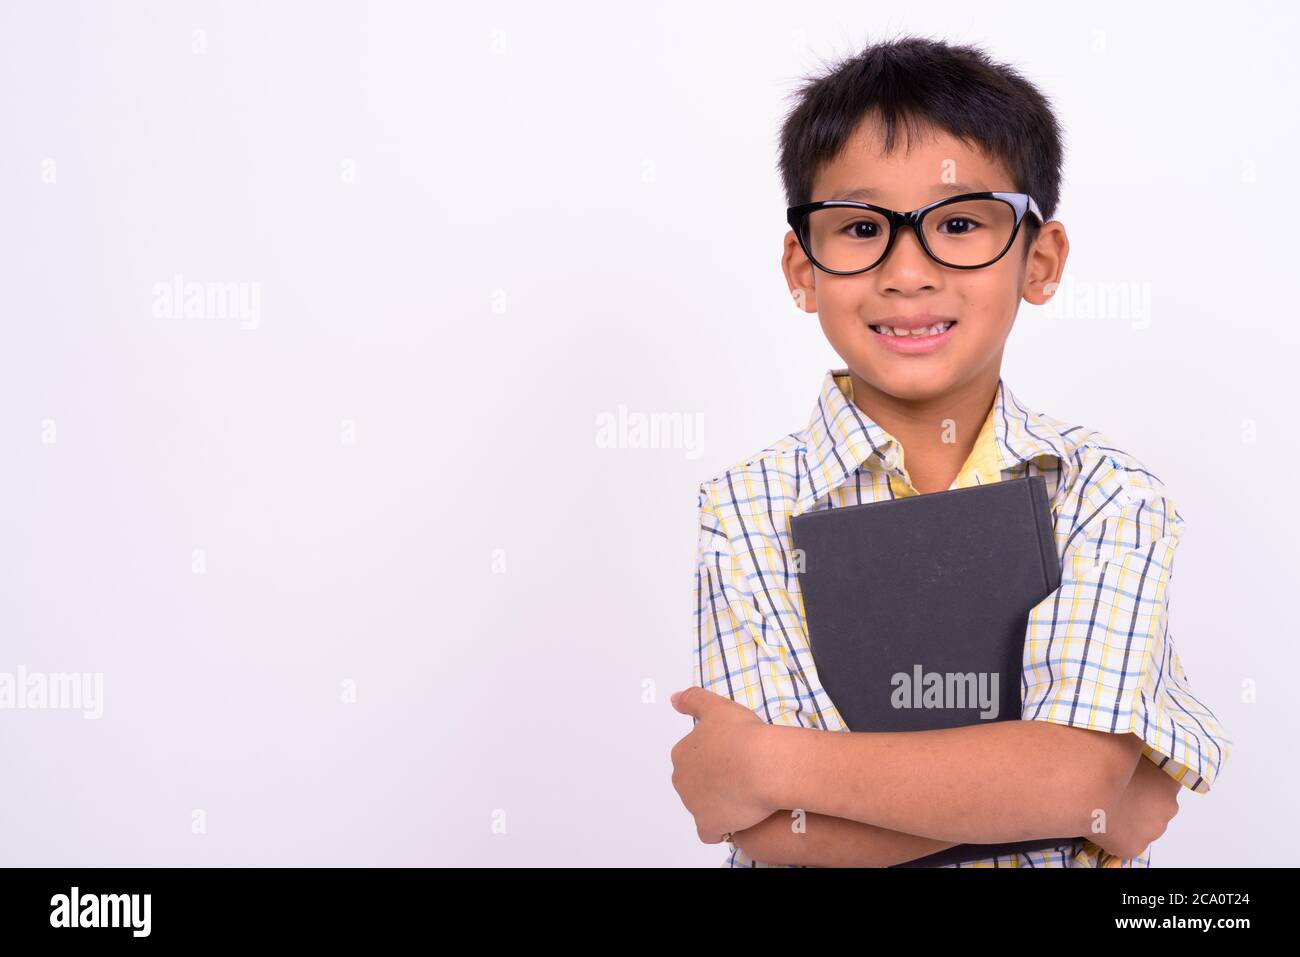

{"left": 872, "top": 321, "right": 953, "bottom": 337}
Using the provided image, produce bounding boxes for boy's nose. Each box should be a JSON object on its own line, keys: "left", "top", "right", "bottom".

{"left": 874, "top": 227, "right": 941, "bottom": 292}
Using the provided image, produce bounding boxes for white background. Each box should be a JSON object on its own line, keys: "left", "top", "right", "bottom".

{"left": 1, "top": 0, "right": 1293, "bottom": 866}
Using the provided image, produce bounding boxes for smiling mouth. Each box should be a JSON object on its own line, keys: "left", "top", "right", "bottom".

{"left": 868, "top": 320, "right": 957, "bottom": 338}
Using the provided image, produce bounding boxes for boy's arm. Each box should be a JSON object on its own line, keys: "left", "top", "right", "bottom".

{"left": 750, "top": 716, "right": 1144, "bottom": 845}
{"left": 739, "top": 742, "right": 1180, "bottom": 866}
{"left": 734, "top": 809, "right": 958, "bottom": 867}
{"left": 673, "top": 684, "right": 1139, "bottom": 845}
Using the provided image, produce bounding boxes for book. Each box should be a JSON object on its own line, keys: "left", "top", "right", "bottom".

{"left": 788, "top": 474, "right": 1083, "bottom": 867}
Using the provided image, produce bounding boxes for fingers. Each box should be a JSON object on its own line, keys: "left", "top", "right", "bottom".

{"left": 671, "top": 686, "right": 707, "bottom": 716}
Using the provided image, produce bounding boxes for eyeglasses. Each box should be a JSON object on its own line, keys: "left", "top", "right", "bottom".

{"left": 786, "top": 191, "right": 1043, "bottom": 275}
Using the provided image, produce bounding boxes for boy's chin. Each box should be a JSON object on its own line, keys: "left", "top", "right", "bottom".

{"left": 847, "top": 361, "right": 963, "bottom": 403}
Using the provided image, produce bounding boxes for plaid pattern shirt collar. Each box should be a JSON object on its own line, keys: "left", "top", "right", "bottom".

{"left": 797, "top": 369, "right": 1075, "bottom": 514}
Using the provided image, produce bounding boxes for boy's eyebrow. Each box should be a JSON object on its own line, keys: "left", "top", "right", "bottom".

{"left": 829, "top": 181, "right": 989, "bottom": 203}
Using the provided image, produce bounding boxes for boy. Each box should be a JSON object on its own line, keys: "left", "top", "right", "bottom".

{"left": 668, "top": 36, "right": 1230, "bottom": 867}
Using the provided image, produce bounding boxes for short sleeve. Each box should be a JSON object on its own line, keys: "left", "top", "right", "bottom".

{"left": 692, "top": 483, "right": 820, "bottom": 731}
{"left": 1021, "top": 477, "right": 1230, "bottom": 793}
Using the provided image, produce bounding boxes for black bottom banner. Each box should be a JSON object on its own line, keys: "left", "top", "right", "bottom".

{"left": 0, "top": 866, "right": 1280, "bottom": 943}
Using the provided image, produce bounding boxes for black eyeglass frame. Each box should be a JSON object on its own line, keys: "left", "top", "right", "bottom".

{"left": 786, "top": 191, "right": 1044, "bottom": 275}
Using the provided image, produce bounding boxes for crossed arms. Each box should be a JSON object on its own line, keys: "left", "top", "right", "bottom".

{"left": 669, "top": 693, "right": 1177, "bottom": 866}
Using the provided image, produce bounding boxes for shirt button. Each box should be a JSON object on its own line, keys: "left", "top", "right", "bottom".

{"left": 882, "top": 447, "right": 901, "bottom": 472}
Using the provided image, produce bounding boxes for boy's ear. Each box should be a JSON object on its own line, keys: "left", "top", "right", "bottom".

{"left": 783, "top": 229, "right": 818, "bottom": 313}
{"left": 1021, "top": 220, "right": 1069, "bottom": 306}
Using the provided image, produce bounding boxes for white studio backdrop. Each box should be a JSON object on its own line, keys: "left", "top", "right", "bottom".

{"left": 0, "top": 0, "right": 1294, "bottom": 866}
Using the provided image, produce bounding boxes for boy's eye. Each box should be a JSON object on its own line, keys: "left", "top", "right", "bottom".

{"left": 842, "top": 220, "right": 883, "bottom": 239}
{"left": 937, "top": 216, "right": 982, "bottom": 235}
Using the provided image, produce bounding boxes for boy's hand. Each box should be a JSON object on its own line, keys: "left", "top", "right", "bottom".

{"left": 670, "top": 687, "right": 775, "bottom": 843}
{"left": 1092, "top": 751, "right": 1182, "bottom": 859}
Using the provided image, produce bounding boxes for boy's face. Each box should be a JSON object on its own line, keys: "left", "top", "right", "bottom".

{"left": 783, "top": 114, "right": 1067, "bottom": 402}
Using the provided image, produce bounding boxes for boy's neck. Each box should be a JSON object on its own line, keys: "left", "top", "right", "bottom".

{"left": 845, "top": 366, "right": 1001, "bottom": 495}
